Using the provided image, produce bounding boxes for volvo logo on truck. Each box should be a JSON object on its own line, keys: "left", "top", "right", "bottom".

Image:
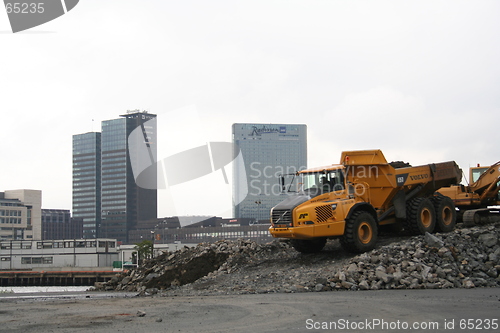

{"left": 410, "top": 174, "right": 430, "bottom": 181}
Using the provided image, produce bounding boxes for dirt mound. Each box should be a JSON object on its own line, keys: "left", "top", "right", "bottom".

{"left": 144, "top": 250, "right": 229, "bottom": 289}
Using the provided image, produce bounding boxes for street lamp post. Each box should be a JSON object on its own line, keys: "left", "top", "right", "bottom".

{"left": 255, "top": 200, "right": 262, "bottom": 224}
{"left": 150, "top": 230, "right": 155, "bottom": 259}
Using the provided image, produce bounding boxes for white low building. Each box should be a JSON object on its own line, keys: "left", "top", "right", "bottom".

{"left": 0, "top": 238, "right": 118, "bottom": 270}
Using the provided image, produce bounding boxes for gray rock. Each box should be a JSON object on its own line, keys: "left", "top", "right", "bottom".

{"left": 341, "top": 281, "right": 354, "bottom": 289}
{"left": 291, "top": 285, "right": 306, "bottom": 292}
{"left": 421, "top": 265, "right": 432, "bottom": 280}
{"left": 414, "top": 249, "right": 426, "bottom": 258}
{"left": 121, "top": 276, "right": 132, "bottom": 285}
{"left": 314, "top": 284, "right": 324, "bottom": 292}
{"left": 438, "top": 247, "right": 451, "bottom": 257}
{"left": 478, "top": 233, "right": 498, "bottom": 248}
{"left": 358, "top": 280, "right": 370, "bottom": 290}
{"left": 425, "top": 282, "right": 439, "bottom": 289}
{"left": 425, "top": 232, "right": 444, "bottom": 248}
{"left": 145, "top": 273, "right": 159, "bottom": 282}
{"left": 347, "top": 263, "right": 358, "bottom": 274}
{"left": 145, "top": 288, "right": 159, "bottom": 295}
{"left": 375, "top": 266, "right": 392, "bottom": 283}
{"left": 315, "top": 277, "right": 328, "bottom": 285}
{"left": 440, "top": 280, "right": 454, "bottom": 288}
{"left": 486, "top": 268, "right": 498, "bottom": 278}
{"left": 462, "top": 279, "right": 475, "bottom": 289}
{"left": 392, "top": 270, "right": 404, "bottom": 283}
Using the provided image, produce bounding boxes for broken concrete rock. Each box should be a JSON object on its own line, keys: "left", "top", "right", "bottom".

{"left": 425, "top": 232, "right": 444, "bottom": 248}
{"left": 94, "top": 221, "right": 500, "bottom": 295}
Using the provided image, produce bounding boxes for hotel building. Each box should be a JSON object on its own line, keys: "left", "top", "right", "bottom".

{"left": 232, "top": 123, "right": 307, "bottom": 221}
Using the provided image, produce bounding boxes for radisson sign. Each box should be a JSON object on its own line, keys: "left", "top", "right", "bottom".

{"left": 249, "top": 125, "right": 287, "bottom": 136}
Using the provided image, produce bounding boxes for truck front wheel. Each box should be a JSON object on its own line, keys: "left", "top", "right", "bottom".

{"left": 406, "top": 197, "right": 436, "bottom": 235}
{"left": 340, "top": 211, "right": 378, "bottom": 253}
{"left": 290, "top": 238, "right": 326, "bottom": 253}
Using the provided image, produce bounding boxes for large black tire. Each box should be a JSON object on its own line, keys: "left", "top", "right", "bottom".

{"left": 340, "top": 211, "right": 378, "bottom": 253}
{"left": 290, "top": 238, "right": 326, "bottom": 253}
{"left": 406, "top": 197, "right": 436, "bottom": 235}
{"left": 431, "top": 194, "right": 456, "bottom": 232}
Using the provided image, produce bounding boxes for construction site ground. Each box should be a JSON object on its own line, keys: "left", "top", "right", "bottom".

{"left": 2, "top": 219, "right": 499, "bottom": 332}
{"left": 1, "top": 288, "right": 499, "bottom": 332}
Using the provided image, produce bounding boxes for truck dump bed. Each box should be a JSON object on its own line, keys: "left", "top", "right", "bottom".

{"left": 340, "top": 150, "right": 462, "bottom": 213}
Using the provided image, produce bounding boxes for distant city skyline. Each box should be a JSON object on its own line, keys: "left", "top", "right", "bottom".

{"left": 1, "top": 2, "right": 499, "bottom": 219}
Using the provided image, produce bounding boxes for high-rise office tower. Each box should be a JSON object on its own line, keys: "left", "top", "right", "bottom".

{"left": 72, "top": 132, "right": 101, "bottom": 239}
{"left": 100, "top": 111, "right": 157, "bottom": 242}
{"left": 72, "top": 111, "right": 157, "bottom": 243}
{"left": 232, "top": 123, "right": 307, "bottom": 221}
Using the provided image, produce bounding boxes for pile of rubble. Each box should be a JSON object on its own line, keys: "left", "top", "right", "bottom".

{"left": 329, "top": 225, "right": 500, "bottom": 291}
{"left": 94, "top": 221, "right": 500, "bottom": 295}
{"left": 95, "top": 239, "right": 295, "bottom": 294}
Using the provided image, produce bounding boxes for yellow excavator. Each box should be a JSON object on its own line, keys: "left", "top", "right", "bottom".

{"left": 438, "top": 162, "right": 500, "bottom": 225}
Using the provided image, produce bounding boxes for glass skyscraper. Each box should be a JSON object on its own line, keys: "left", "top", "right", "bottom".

{"left": 100, "top": 111, "right": 157, "bottom": 242}
{"left": 72, "top": 132, "right": 101, "bottom": 239}
{"left": 232, "top": 123, "right": 307, "bottom": 221}
{"left": 73, "top": 111, "right": 157, "bottom": 243}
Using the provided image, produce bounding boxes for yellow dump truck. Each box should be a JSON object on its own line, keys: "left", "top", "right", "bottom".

{"left": 269, "top": 150, "right": 461, "bottom": 253}
{"left": 438, "top": 162, "right": 500, "bottom": 225}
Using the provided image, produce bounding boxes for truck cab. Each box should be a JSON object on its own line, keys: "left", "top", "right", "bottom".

{"left": 270, "top": 164, "right": 374, "bottom": 253}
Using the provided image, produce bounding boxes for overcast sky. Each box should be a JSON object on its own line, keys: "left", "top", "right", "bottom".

{"left": 1, "top": 1, "right": 499, "bottom": 218}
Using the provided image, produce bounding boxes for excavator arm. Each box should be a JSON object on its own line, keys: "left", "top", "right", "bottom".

{"left": 470, "top": 161, "right": 500, "bottom": 202}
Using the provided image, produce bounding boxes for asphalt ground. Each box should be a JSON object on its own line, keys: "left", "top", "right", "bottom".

{"left": 1, "top": 288, "right": 499, "bottom": 332}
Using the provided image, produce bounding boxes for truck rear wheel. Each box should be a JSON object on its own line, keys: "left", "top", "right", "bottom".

{"left": 406, "top": 197, "right": 436, "bottom": 235}
{"left": 290, "top": 238, "right": 326, "bottom": 253}
{"left": 340, "top": 211, "right": 378, "bottom": 253}
{"left": 432, "top": 195, "right": 456, "bottom": 232}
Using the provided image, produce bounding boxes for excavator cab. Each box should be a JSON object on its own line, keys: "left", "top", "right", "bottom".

{"left": 470, "top": 166, "right": 489, "bottom": 183}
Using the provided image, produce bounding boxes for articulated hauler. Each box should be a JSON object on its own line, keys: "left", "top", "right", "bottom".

{"left": 269, "top": 150, "right": 461, "bottom": 253}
